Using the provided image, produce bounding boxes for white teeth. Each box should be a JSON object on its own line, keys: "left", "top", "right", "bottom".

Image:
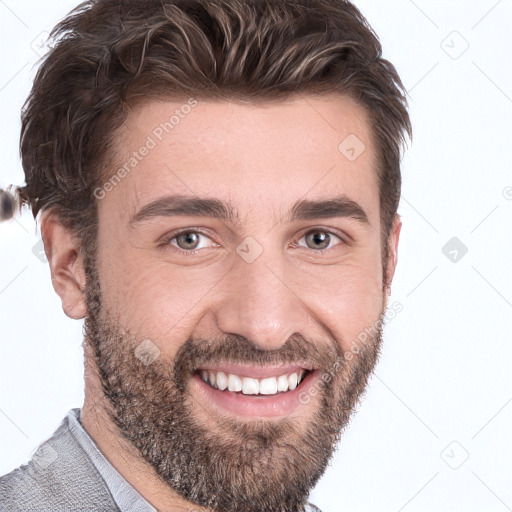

{"left": 259, "top": 377, "right": 278, "bottom": 395}
{"left": 216, "top": 371, "right": 228, "bottom": 391}
{"left": 199, "top": 369, "right": 308, "bottom": 395}
{"left": 242, "top": 377, "right": 259, "bottom": 395}
{"left": 288, "top": 372, "right": 298, "bottom": 390}
{"left": 277, "top": 374, "right": 289, "bottom": 392}
{"left": 227, "top": 373, "right": 242, "bottom": 392}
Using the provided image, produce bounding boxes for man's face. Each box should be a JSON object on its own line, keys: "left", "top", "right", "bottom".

{"left": 84, "top": 95, "right": 398, "bottom": 512}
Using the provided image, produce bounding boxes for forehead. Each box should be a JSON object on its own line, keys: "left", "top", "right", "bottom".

{"left": 102, "top": 94, "right": 379, "bottom": 225}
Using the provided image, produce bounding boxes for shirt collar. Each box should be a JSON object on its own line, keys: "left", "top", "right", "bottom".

{"left": 67, "top": 408, "right": 321, "bottom": 512}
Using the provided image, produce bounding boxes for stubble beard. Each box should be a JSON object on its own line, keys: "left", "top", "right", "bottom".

{"left": 83, "top": 253, "right": 386, "bottom": 512}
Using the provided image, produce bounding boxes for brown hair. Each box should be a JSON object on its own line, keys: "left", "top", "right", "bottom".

{"left": 17, "top": 0, "right": 411, "bottom": 260}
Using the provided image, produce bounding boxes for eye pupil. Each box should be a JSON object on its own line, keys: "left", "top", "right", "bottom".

{"left": 306, "top": 231, "right": 330, "bottom": 250}
{"left": 177, "top": 232, "right": 200, "bottom": 250}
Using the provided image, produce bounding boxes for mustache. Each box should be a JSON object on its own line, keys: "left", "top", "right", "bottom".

{"left": 172, "top": 333, "right": 342, "bottom": 385}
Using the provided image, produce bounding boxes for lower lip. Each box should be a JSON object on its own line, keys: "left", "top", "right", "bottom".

{"left": 191, "top": 370, "right": 319, "bottom": 418}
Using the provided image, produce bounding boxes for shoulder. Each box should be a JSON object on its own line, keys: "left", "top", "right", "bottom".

{"left": 0, "top": 412, "right": 118, "bottom": 511}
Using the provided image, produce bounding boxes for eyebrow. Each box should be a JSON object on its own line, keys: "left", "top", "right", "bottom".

{"left": 287, "top": 197, "right": 368, "bottom": 224}
{"left": 129, "top": 194, "right": 369, "bottom": 226}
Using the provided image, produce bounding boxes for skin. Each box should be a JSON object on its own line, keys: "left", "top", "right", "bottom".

{"left": 41, "top": 94, "right": 401, "bottom": 512}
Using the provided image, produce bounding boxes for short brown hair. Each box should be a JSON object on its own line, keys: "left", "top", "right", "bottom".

{"left": 17, "top": 0, "right": 411, "bottom": 259}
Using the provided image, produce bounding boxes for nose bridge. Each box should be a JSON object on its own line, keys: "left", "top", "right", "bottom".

{"left": 215, "top": 247, "right": 310, "bottom": 351}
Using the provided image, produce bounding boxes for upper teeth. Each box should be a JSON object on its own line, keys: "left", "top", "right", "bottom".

{"left": 199, "top": 370, "right": 307, "bottom": 395}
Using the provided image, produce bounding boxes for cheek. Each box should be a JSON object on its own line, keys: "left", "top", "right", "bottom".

{"left": 303, "top": 256, "right": 384, "bottom": 353}
{"left": 98, "top": 243, "right": 221, "bottom": 353}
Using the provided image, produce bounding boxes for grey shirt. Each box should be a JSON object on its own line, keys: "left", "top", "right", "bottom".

{"left": 0, "top": 408, "right": 322, "bottom": 511}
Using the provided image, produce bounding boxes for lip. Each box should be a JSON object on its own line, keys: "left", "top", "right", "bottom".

{"left": 195, "top": 362, "right": 316, "bottom": 379}
{"left": 191, "top": 369, "right": 320, "bottom": 418}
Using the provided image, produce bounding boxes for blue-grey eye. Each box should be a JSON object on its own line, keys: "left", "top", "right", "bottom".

{"left": 175, "top": 232, "right": 202, "bottom": 250}
{"left": 302, "top": 231, "right": 341, "bottom": 251}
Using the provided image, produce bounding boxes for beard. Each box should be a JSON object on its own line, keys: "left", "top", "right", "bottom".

{"left": 83, "top": 252, "right": 386, "bottom": 512}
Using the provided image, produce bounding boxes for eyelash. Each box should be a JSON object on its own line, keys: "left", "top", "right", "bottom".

{"left": 159, "top": 228, "right": 346, "bottom": 256}
{"left": 159, "top": 229, "right": 218, "bottom": 256}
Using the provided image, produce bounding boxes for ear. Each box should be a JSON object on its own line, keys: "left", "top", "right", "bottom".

{"left": 40, "top": 211, "right": 87, "bottom": 319}
{"left": 384, "top": 214, "right": 402, "bottom": 293}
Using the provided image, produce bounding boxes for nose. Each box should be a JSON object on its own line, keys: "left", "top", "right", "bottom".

{"left": 214, "top": 250, "right": 311, "bottom": 352}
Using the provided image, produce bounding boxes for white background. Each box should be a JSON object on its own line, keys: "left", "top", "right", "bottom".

{"left": 1, "top": 1, "right": 511, "bottom": 511}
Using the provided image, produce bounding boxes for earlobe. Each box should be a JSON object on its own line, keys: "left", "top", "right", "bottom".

{"left": 40, "top": 211, "right": 88, "bottom": 320}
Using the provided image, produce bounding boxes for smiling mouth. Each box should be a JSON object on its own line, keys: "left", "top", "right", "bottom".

{"left": 196, "top": 368, "right": 311, "bottom": 396}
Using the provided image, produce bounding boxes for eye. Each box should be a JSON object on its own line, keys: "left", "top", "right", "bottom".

{"left": 161, "top": 229, "right": 218, "bottom": 255}
{"left": 294, "top": 229, "right": 344, "bottom": 252}
{"left": 160, "top": 227, "right": 345, "bottom": 256}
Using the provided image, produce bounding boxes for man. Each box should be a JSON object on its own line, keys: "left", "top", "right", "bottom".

{"left": 0, "top": 0, "right": 411, "bottom": 510}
